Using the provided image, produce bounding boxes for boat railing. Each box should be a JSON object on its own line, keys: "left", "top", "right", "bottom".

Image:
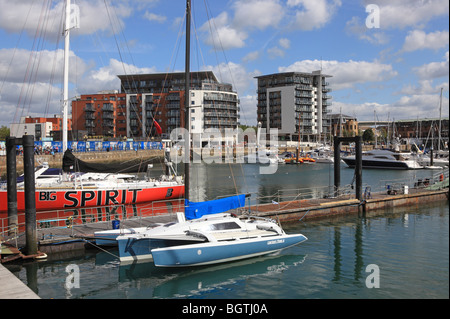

{"left": 0, "top": 198, "right": 185, "bottom": 238}
{"left": 0, "top": 224, "right": 20, "bottom": 249}
{"left": 381, "top": 166, "right": 448, "bottom": 194}
{"left": 228, "top": 184, "right": 364, "bottom": 213}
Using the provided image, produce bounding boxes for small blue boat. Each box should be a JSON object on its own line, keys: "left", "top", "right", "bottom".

{"left": 116, "top": 202, "right": 308, "bottom": 266}
{"left": 151, "top": 233, "right": 307, "bottom": 267}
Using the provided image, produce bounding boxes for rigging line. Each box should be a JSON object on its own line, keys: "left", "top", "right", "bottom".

{"left": 0, "top": 0, "right": 36, "bottom": 96}
{"left": 44, "top": 1, "right": 65, "bottom": 119}
{"left": 110, "top": 1, "right": 151, "bottom": 142}
{"left": 146, "top": 13, "right": 186, "bottom": 145}
{"left": 202, "top": 0, "right": 250, "bottom": 195}
{"left": 25, "top": 0, "right": 55, "bottom": 120}
{"left": 102, "top": 0, "right": 137, "bottom": 142}
{"left": 13, "top": 0, "right": 50, "bottom": 128}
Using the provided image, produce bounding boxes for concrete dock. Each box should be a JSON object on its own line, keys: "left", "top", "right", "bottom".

{"left": 0, "top": 263, "right": 39, "bottom": 299}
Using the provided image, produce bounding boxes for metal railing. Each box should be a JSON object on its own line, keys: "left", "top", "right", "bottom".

{"left": 0, "top": 199, "right": 185, "bottom": 240}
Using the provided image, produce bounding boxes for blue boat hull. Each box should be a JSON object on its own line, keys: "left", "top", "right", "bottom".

{"left": 151, "top": 234, "right": 307, "bottom": 267}
{"left": 118, "top": 236, "right": 203, "bottom": 262}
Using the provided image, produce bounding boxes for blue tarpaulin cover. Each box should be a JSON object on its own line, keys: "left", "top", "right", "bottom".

{"left": 184, "top": 194, "right": 246, "bottom": 220}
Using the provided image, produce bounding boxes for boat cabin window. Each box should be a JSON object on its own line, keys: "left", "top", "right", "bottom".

{"left": 210, "top": 222, "right": 241, "bottom": 231}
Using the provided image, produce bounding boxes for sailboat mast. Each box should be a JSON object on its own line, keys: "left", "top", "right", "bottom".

{"left": 438, "top": 87, "right": 442, "bottom": 153}
{"left": 62, "top": 0, "right": 71, "bottom": 153}
{"left": 184, "top": 0, "right": 191, "bottom": 200}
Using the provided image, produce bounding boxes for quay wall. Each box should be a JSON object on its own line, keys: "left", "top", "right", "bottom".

{"left": 253, "top": 189, "right": 449, "bottom": 223}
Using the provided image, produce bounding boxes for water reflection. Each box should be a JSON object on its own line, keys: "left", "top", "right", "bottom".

{"left": 6, "top": 200, "right": 448, "bottom": 299}
{"left": 115, "top": 253, "right": 307, "bottom": 298}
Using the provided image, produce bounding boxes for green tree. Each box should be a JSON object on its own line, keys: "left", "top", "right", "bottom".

{"left": 0, "top": 126, "right": 9, "bottom": 140}
{"left": 362, "top": 128, "right": 375, "bottom": 143}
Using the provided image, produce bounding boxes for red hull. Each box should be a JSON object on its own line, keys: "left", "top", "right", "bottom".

{"left": 0, "top": 199, "right": 185, "bottom": 234}
{"left": 0, "top": 185, "right": 184, "bottom": 213}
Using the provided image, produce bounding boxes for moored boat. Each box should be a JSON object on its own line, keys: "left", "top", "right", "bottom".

{"left": 0, "top": 151, "right": 184, "bottom": 212}
{"left": 342, "top": 149, "right": 423, "bottom": 170}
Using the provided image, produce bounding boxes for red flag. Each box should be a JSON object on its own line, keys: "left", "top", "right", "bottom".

{"left": 153, "top": 119, "right": 162, "bottom": 135}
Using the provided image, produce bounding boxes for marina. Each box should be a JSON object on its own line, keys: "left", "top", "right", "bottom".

{"left": 1, "top": 161, "right": 448, "bottom": 299}
{"left": 2, "top": 193, "right": 448, "bottom": 299}
{"left": 0, "top": 0, "right": 448, "bottom": 301}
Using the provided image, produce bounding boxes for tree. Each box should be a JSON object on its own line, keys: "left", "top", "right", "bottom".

{"left": 362, "top": 128, "right": 375, "bottom": 143}
{"left": 0, "top": 126, "right": 9, "bottom": 140}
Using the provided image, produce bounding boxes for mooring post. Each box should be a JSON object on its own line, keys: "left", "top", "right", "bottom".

{"left": 430, "top": 147, "right": 434, "bottom": 167}
{"left": 355, "top": 136, "right": 363, "bottom": 201}
{"left": 5, "top": 136, "right": 18, "bottom": 234}
{"left": 333, "top": 136, "right": 341, "bottom": 197}
{"left": 22, "top": 135, "right": 38, "bottom": 255}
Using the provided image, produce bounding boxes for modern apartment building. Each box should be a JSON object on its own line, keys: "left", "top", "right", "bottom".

{"left": 72, "top": 90, "right": 127, "bottom": 138}
{"left": 118, "top": 71, "right": 240, "bottom": 142}
{"left": 255, "top": 71, "right": 332, "bottom": 142}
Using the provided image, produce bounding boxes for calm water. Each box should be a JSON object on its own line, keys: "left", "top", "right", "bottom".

{"left": 5, "top": 163, "right": 449, "bottom": 299}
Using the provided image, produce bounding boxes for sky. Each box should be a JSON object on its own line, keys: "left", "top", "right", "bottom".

{"left": 0, "top": 0, "right": 448, "bottom": 129}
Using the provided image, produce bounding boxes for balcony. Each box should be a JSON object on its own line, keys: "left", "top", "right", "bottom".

{"left": 102, "top": 104, "right": 114, "bottom": 112}
{"left": 102, "top": 120, "right": 114, "bottom": 127}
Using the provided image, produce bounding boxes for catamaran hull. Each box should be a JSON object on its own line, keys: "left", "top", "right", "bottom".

{"left": 151, "top": 234, "right": 307, "bottom": 267}
{"left": 0, "top": 184, "right": 184, "bottom": 212}
{"left": 118, "top": 236, "right": 203, "bottom": 263}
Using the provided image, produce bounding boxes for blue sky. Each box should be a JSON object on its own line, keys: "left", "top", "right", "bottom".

{"left": 0, "top": 0, "right": 448, "bottom": 128}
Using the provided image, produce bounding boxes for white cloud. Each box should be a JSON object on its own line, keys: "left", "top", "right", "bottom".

{"left": 345, "top": 17, "right": 389, "bottom": 45}
{"left": 0, "top": 48, "right": 87, "bottom": 84}
{"left": 287, "top": 0, "right": 342, "bottom": 30}
{"left": 200, "top": 12, "right": 248, "bottom": 50}
{"left": 279, "top": 59, "right": 397, "bottom": 90}
{"left": 76, "top": 58, "right": 157, "bottom": 94}
{"left": 370, "top": 0, "right": 449, "bottom": 29}
{"left": 413, "top": 51, "right": 449, "bottom": 80}
{"left": 402, "top": 30, "right": 449, "bottom": 52}
{"left": 242, "top": 51, "right": 260, "bottom": 63}
{"left": 232, "top": 0, "right": 284, "bottom": 30}
{"left": 399, "top": 80, "right": 449, "bottom": 96}
{"left": 0, "top": 0, "right": 133, "bottom": 40}
{"left": 204, "top": 62, "right": 258, "bottom": 95}
{"left": 279, "top": 38, "right": 291, "bottom": 49}
{"left": 143, "top": 11, "right": 167, "bottom": 23}
{"left": 267, "top": 46, "right": 285, "bottom": 59}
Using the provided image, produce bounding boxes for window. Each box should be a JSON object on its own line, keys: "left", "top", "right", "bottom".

{"left": 209, "top": 222, "right": 241, "bottom": 231}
